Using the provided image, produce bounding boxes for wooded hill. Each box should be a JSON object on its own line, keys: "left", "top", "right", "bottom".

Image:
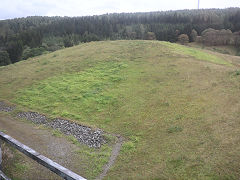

{"left": 0, "top": 8, "right": 240, "bottom": 66}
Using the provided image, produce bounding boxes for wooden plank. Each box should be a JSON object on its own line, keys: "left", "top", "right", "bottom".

{"left": 0, "top": 131, "right": 86, "bottom": 180}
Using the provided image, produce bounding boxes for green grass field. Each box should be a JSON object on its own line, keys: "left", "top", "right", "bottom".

{"left": 0, "top": 40, "right": 240, "bottom": 179}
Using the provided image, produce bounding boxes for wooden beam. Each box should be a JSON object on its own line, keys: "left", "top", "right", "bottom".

{"left": 0, "top": 131, "right": 86, "bottom": 180}
{"left": 0, "top": 170, "right": 12, "bottom": 180}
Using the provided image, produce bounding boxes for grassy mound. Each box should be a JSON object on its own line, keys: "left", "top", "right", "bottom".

{"left": 0, "top": 40, "right": 239, "bottom": 179}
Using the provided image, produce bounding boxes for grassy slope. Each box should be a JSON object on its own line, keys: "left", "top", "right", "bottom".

{"left": 189, "top": 42, "right": 240, "bottom": 57}
{"left": 0, "top": 40, "right": 240, "bottom": 179}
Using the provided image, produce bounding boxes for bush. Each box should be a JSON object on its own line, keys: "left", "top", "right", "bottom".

{"left": 81, "top": 32, "right": 100, "bottom": 43}
{"left": 22, "top": 46, "right": 46, "bottom": 60}
{"left": 191, "top": 29, "right": 198, "bottom": 42}
{"left": 63, "top": 36, "right": 74, "bottom": 47}
{"left": 146, "top": 32, "right": 156, "bottom": 40}
{"left": 178, "top": 34, "right": 189, "bottom": 45}
{"left": 234, "top": 70, "right": 240, "bottom": 76}
{"left": 45, "top": 44, "right": 63, "bottom": 52}
{"left": 236, "top": 49, "right": 240, "bottom": 56}
{"left": 0, "top": 50, "right": 11, "bottom": 66}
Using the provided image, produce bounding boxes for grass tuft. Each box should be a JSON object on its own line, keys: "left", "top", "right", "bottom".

{"left": 121, "top": 141, "right": 136, "bottom": 154}
{"left": 233, "top": 70, "right": 240, "bottom": 76}
{"left": 167, "top": 126, "right": 183, "bottom": 134}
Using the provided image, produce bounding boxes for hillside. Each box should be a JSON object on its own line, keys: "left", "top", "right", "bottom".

{"left": 0, "top": 40, "right": 240, "bottom": 179}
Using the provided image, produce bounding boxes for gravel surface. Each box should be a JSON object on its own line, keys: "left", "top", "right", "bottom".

{"left": 17, "top": 112, "right": 48, "bottom": 124}
{"left": 0, "top": 101, "right": 15, "bottom": 112}
{"left": 48, "top": 119, "right": 106, "bottom": 148}
{"left": 17, "top": 111, "right": 106, "bottom": 148}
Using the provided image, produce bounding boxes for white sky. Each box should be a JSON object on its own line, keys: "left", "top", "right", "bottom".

{"left": 0, "top": 0, "right": 240, "bottom": 20}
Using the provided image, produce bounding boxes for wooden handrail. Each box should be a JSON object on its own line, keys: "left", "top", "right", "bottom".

{"left": 0, "top": 170, "right": 11, "bottom": 180}
{"left": 0, "top": 131, "right": 87, "bottom": 180}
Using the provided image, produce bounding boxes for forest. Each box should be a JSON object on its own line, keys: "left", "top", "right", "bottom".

{"left": 0, "top": 8, "right": 240, "bottom": 66}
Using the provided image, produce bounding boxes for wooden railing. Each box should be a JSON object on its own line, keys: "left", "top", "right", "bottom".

{"left": 0, "top": 131, "right": 86, "bottom": 180}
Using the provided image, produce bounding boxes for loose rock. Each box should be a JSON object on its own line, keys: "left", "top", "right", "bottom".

{"left": 0, "top": 101, "right": 15, "bottom": 112}
{"left": 17, "top": 112, "right": 48, "bottom": 124}
{"left": 17, "top": 111, "right": 106, "bottom": 148}
{"left": 48, "top": 119, "right": 106, "bottom": 148}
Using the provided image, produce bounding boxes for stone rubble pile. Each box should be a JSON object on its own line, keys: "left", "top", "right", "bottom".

{"left": 17, "top": 112, "right": 48, "bottom": 124}
{"left": 48, "top": 119, "right": 105, "bottom": 148}
{"left": 17, "top": 111, "right": 106, "bottom": 148}
{"left": 0, "top": 101, "right": 15, "bottom": 112}
{"left": 0, "top": 101, "right": 106, "bottom": 148}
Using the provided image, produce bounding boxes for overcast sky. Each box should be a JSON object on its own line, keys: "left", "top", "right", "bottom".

{"left": 0, "top": 0, "right": 240, "bottom": 20}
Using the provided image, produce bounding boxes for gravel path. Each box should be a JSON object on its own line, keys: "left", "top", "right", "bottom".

{"left": 0, "top": 114, "right": 85, "bottom": 180}
{"left": 1, "top": 102, "right": 106, "bottom": 148}
{"left": 0, "top": 101, "right": 124, "bottom": 179}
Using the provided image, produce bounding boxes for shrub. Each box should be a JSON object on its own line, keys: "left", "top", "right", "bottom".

{"left": 0, "top": 50, "right": 11, "bottom": 66}
{"left": 178, "top": 34, "right": 189, "bottom": 45}
{"left": 22, "top": 46, "right": 46, "bottom": 60}
{"left": 146, "top": 32, "right": 156, "bottom": 40}
{"left": 234, "top": 70, "right": 240, "bottom": 76}
{"left": 63, "top": 36, "right": 74, "bottom": 47}
{"left": 81, "top": 32, "right": 100, "bottom": 43}
{"left": 236, "top": 50, "right": 240, "bottom": 56}
{"left": 191, "top": 29, "right": 198, "bottom": 42}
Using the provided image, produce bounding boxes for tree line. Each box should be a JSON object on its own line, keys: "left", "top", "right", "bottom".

{"left": 0, "top": 8, "right": 240, "bottom": 66}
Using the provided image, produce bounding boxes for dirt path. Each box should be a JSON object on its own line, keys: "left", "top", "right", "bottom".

{"left": 0, "top": 112, "right": 124, "bottom": 180}
{"left": 0, "top": 113, "right": 85, "bottom": 180}
{"left": 95, "top": 135, "right": 124, "bottom": 180}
